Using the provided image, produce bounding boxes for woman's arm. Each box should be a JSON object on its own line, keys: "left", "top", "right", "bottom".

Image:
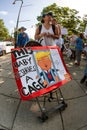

{"left": 50, "top": 26, "right": 60, "bottom": 39}
{"left": 57, "top": 24, "right": 61, "bottom": 36}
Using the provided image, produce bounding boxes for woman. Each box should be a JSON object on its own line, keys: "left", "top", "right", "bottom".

{"left": 52, "top": 18, "right": 63, "bottom": 49}
{"left": 52, "top": 18, "right": 61, "bottom": 37}
{"left": 34, "top": 13, "right": 59, "bottom": 46}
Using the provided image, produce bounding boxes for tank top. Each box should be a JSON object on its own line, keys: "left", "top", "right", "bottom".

{"left": 40, "top": 24, "right": 56, "bottom": 46}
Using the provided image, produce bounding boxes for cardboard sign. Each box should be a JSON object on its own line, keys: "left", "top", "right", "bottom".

{"left": 11, "top": 46, "right": 72, "bottom": 100}
{"left": 61, "top": 28, "right": 68, "bottom": 35}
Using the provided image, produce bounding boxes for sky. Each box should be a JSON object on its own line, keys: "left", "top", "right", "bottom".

{"left": 0, "top": 0, "right": 87, "bottom": 38}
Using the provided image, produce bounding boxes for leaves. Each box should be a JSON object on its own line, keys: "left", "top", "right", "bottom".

{"left": 0, "top": 19, "right": 10, "bottom": 40}
{"left": 36, "top": 3, "right": 86, "bottom": 35}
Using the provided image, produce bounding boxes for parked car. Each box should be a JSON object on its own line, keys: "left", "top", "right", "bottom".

{"left": 0, "top": 41, "right": 14, "bottom": 55}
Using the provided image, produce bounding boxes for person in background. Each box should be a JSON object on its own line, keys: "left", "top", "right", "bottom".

{"left": 70, "top": 35, "right": 77, "bottom": 60}
{"left": 52, "top": 18, "right": 62, "bottom": 49}
{"left": 75, "top": 33, "right": 84, "bottom": 66}
{"left": 80, "top": 44, "right": 87, "bottom": 84}
{"left": 34, "top": 12, "right": 59, "bottom": 46}
{"left": 16, "top": 26, "right": 29, "bottom": 47}
{"left": 80, "top": 64, "right": 87, "bottom": 84}
{"left": 83, "top": 43, "right": 87, "bottom": 60}
{"left": 52, "top": 18, "right": 61, "bottom": 37}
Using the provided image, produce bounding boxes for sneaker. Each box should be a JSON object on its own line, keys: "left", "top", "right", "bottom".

{"left": 80, "top": 75, "right": 87, "bottom": 84}
{"left": 75, "top": 62, "right": 80, "bottom": 66}
{"left": 85, "top": 81, "right": 87, "bottom": 86}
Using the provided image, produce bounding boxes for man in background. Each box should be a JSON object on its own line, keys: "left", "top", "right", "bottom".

{"left": 16, "top": 26, "right": 29, "bottom": 47}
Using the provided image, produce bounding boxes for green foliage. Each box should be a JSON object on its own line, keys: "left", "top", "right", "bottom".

{"left": 0, "top": 19, "right": 10, "bottom": 41}
{"left": 36, "top": 3, "right": 85, "bottom": 35}
{"left": 82, "top": 14, "right": 87, "bottom": 30}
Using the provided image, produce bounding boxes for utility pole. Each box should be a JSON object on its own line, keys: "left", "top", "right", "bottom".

{"left": 12, "top": 0, "right": 23, "bottom": 48}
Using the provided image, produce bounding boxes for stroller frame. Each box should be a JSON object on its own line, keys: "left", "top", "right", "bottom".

{"left": 25, "top": 41, "right": 68, "bottom": 122}
{"left": 35, "top": 88, "right": 67, "bottom": 122}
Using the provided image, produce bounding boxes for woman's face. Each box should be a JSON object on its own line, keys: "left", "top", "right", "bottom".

{"left": 43, "top": 15, "right": 51, "bottom": 22}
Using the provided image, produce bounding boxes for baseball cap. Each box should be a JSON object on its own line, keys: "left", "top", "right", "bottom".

{"left": 48, "top": 11, "right": 56, "bottom": 17}
{"left": 42, "top": 13, "right": 49, "bottom": 18}
{"left": 42, "top": 12, "right": 55, "bottom": 18}
{"left": 18, "top": 26, "right": 26, "bottom": 31}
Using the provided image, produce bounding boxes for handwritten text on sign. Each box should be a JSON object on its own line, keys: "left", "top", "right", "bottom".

{"left": 11, "top": 46, "right": 71, "bottom": 100}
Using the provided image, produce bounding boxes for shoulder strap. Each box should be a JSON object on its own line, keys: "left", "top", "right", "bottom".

{"left": 52, "top": 24, "right": 55, "bottom": 34}
{"left": 39, "top": 24, "right": 42, "bottom": 34}
{"left": 39, "top": 24, "right": 55, "bottom": 34}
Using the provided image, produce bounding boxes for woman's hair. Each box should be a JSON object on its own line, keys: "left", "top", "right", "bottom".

{"left": 79, "top": 33, "right": 84, "bottom": 39}
{"left": 41, "top": 13, "right": 49, "bottom": 23}
{"left": 41, "top": 19, "right": 44, "bottom": 23}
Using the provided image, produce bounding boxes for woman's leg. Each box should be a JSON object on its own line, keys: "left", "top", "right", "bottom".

{"left": 75, "top": 49, "right": 82, "bottom": 65}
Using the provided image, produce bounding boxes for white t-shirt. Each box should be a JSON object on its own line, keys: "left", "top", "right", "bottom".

{"left": 40, "top": 24, "right": 56, "bottom": 46}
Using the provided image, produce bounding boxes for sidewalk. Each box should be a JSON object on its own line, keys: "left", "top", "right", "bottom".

{"left": 0, "top": 54, "right": 87, "bottom": 130}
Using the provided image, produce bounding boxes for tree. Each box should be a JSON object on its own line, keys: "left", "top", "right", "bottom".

{"left": 36, "top": 3, "right": 83, "bottom": 35}
{"left": 82, "top": 15, "right": 87, "bottom": 30}
{"left": 0, "top": 19, "right": 10, "bottom": 41}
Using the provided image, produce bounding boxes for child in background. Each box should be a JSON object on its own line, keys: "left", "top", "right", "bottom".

{"left": 64, "top": 43, "right": 72, "bottom": 58}
{"left": 70, "top": 35, "right": 76, "bottom": 60}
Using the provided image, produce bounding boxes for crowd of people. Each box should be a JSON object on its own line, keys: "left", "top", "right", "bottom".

{"left": 15, "top": 11, "right": 87, "bottom": 85}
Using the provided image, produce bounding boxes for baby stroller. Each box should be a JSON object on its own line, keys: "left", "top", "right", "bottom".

{"left": 25, "top": 40, "right": 42, "bottom": 47}
{"left": 24, "top": 40, "right": 67, "bottom": 122}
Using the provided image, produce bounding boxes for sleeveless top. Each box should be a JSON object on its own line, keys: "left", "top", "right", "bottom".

{"left": 40, "top": 24, "right": 56, "bottom": 46}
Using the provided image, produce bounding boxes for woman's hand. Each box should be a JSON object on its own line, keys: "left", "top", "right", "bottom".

{"left": 40, "top": 32, "right": 47, "bottom": 37}
{"left": 46, "top": 32, "right": 53, "bottom": 38}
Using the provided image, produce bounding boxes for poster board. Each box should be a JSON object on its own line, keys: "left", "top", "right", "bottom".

{"left": 11, "top": 46, "right": 72, "bottom": 100}
{"left": 61, "top": 28, "right": 68, "bottom": 35}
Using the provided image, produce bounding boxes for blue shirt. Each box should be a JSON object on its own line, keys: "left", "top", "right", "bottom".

{"left": 16, "top": 32, "right": 29, "bottom": 47}
{"left": 76, "top": 37, "right": 83, "bottom": 50}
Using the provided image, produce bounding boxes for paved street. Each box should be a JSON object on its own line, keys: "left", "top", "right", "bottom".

{"left": 0, "top": 53, "right": 87, "bottom": 130}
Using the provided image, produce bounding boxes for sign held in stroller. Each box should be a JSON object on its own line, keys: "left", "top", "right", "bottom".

{"left": 11, "top": 41, "right": 72, "bottom": 122}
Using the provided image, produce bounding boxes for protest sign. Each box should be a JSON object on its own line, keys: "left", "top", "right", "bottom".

{"left": 11, "top": 46, "right": 72, "bottom": 100}
{"left": 61, "top": 28, "right": 68, "bottom": 35}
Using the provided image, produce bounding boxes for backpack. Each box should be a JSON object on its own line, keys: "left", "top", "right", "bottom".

{"left": 39, "top": 24, "right": 56, "bottom": 34}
